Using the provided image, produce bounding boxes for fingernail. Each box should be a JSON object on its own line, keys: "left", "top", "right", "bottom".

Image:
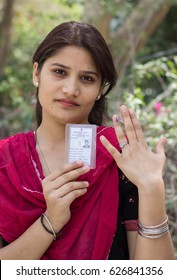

{"left": 76, "top": 161, "right": 84, "bottom": 164}
{"left": 121, "top": 105, "right": 127, "bottom": 112}
{"left": 162, "top": 138, "right": 167, "bottom": 144}
{"left": 129, "top": 108, "right": 134, "bottom": 114}
{"left": 83, "top": 165, "right": 90, "bottom": 172}
{"left": 113, "top": 115, "right": 119, "bottom": 123}
{"left": 100, "top": 135, "right": 105, "bottom": 141}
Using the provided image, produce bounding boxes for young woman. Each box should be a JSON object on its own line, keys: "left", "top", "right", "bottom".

{"left": 0, "top": 21, "right": 174, "bottom": 260}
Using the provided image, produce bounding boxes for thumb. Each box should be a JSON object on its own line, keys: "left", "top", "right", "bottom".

{"left": 155, "top": 137, "right": 167, "bottom": 155}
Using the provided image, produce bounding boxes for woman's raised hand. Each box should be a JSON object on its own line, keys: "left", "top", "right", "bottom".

{"left": 100, "top": 105, "right": 167, "bottom": 190}
{"left": 42, "top": 161, "right": 90, "bottom": 232}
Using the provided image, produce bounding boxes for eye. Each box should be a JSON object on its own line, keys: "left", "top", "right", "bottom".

{"left": 53, "top": 69, "right": 66, "bottom": 76}
{"left": 81, "top": 75, "right": 94, "bottom": 82}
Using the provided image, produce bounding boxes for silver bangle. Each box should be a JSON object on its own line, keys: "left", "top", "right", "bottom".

{"left": 138, "top": 215, "right": 168, "bottom": 229}
{"left": 138, "top": 215, "right": 169, "bottom": 239}
{"left": 41, "top": 213, "right": 60, "bottom": 240}
{"left": 138, "top": 230, "right": 169, "bottom": 239}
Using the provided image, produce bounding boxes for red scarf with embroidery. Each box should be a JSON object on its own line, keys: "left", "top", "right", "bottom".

{"left": 0, "top": 127, "right": 120, "bottom": 259}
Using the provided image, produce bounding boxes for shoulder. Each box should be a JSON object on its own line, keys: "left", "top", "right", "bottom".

{"left": 0, "top": 136, "right": 10, "bottom": 148}
{"left": 0, "top": 135, "right": 12, "bottom": 157}
{"left": 0, "top": 131, "right": 32, "bottom": 168}
{"left": 0, "top": 135, "right": 13, "bottom": 168}
{"left": 0, "top": 132, "right": 24, "bottom": 150}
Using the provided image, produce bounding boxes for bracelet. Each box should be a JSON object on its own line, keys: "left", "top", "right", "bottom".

{"left": 138, "top": 215, "right": 168, "bottom": 229}
{"left": 40, "top": 213, "right": 60, "bottom": 240}
{"left": 138, "top": 215, "right": 169, "bottom": 239}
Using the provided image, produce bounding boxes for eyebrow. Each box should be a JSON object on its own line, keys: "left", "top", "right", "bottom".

{"left": 50, "top": 63, "right": 99, "bottom": 77}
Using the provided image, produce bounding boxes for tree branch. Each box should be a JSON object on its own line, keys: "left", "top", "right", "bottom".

{"left": 111, "top": 0, "right": 172, "bottom": 84}
{"left": 0, "top": 0, "right": 15, "bottom": 78}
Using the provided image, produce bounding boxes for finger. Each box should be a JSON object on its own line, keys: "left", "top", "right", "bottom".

{"left": 56, "top": 181, "right": 89, "bottom": 197}
{"left": 155, "top": 138, "right": 167, "bottom": 156}
{"left": 100, "top": 135, "right": 121, "bottom": 163}
{"left": 53, "top": 165, "right": 90, "bottom": 188}
{"left": 47, "top": 161, "right": 87, "bottom": 181}
{"left": 112, "top": 115, "right": 128, "bottom": 147}
{"left": 63, "top": 187, "right": 88, "bottom": 205}
{"left": 128, "top": 108, "right": 146, "bottom": 142}
{"left": 43, "top": 164, "right": 90, "bottom": 192}
{"left": 120, "top": 105, "right": 137, "bottom": 143}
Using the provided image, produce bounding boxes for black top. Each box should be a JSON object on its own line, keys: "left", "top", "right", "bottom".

{"left": 108, "top": 170, "right": 138, "bottom": 260}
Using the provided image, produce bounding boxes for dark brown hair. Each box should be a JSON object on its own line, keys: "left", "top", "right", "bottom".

{"left": 32, "top": 21, "right": 118, "bottom": 126}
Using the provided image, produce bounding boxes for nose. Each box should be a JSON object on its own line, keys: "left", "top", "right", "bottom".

{"left": 61, "top": 78, "right": 80, "bottom": 97}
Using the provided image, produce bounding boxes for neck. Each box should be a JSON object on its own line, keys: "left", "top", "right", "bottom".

{"left": 36, "top": 121, "right": 66, "bottom": 148}
{"left": 35, "top": 122, "right": 66, "bottom": 176}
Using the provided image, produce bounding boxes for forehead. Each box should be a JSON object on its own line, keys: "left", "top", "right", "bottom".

{"left": 46, "top": 45, "right": 97, "bottom": 69}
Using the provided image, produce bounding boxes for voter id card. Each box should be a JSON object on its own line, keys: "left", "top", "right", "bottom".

{"left": 65, "top": 124, "right": 96, "bottom": 168}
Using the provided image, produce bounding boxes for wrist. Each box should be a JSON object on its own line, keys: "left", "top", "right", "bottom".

{"left": 137, "top": 177, "right": 165, "bottom": 194}
{"left": 138, "top": 179, "right": 167, "bottom": 225}
{"left": 44, "top": 210, "right": 63, "bottom": 233}
{"left": 41, "top": 213, "right": 61, "bottom": 240}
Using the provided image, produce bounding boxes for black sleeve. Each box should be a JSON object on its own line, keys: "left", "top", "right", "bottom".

{"left": 108, "top": 169, "right": 139, "bottom": 260}
{"left": 119, "top": 169, "right": 138, "bottom": 223}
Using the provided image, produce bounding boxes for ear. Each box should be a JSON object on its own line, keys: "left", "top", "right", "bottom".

{"left": 33, "top": 62, "right": 40, "bottom": 86}
{"left": 96, "top": 93, "right": 102, "bottom": 100}
{"left": 96, "top": 86, "right": 104, "bottom": 100}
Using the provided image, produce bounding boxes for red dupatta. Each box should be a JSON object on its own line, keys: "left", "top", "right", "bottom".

{"left": 0, "top": 126, "right": 120, "bottom": 259}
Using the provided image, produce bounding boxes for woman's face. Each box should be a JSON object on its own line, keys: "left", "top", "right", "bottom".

{"left": 33, "top": 46, "right": 102, "bottom": 125}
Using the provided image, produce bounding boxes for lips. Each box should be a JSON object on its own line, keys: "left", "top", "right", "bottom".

{"left": 55, "top": 98, "right": 79, "bottom": 108}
